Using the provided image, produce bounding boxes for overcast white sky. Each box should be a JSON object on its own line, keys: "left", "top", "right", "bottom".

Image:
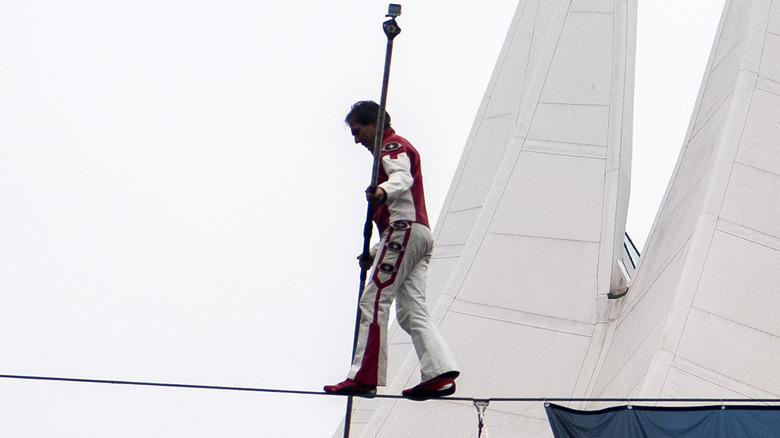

{"left": 1, "top": 1, "right": 725, "bottom": 436}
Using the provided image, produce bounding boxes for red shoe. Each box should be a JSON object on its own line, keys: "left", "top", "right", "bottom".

{"left": 324, "top": 379, "right": 377, "bottom": 397}
{"left": 402, "top": 371, "right": 459, "bottom": 401}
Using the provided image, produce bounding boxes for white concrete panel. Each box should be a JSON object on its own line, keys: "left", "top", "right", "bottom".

{"left": 649, "top": 221, "right": 720, "bottom": 365}
{"left": 490, "top": 152, "right": 605, "bottom": 241}
{"left": 450, "top": 114, "right": 514, "bottom": 212}
{"left": 693, "top": 231, "right": 780, "bottom": 337}
{"left": 448, "top": 299, "right": 595, "bottom": 337}
{"left": 439, "top": 312, "right": 592, "bottom": 398}
{"left": 759, "top": 32, "right": 780, "bottom": 84}
{"left": 478, "top": 412, "right": 553, "bottom": 438}
{"left": 769, "top": 0, "right": 780, "bottom": 33}
{"left": 429, "top": 243, "right": 462, "bottom": 260}
{"left": 483, "top": 1, "right": 539, "bottom": 120}
{"left": 378, "top": 338, "right": 414, "bottom": 389}
{"left": 662, "top": 365, "right": 748, "bottom": 399}
{"left": 633, "top": 185, "right": 703, "bottom": 285}
{"left": 662, "top": 106, "right": 726, "bottom": 211}
{"left": 426, "top": 254, "right": 460, "bottom": 289}
{"left": 695, "top": 44, "right": 742, "bottom": 127}
{"left": 592, "top": 319, "right": 663, "bottom": 397}
{"left": 735, "top": 88, "right": 780, "bottom": 176}
{"left": 618, "top": 242, "right": 688, "bottom": 331}
{"left": 741, "top": 1, "right": 772, "bottom": 74}
{"left": 540, "top": 12, "right": 613, "bottom": 106}
{"left": 698, "top": 75, "right": 757, "bottom": 221}
{"left": 434, "top": 207, "right": 480, "bottom": 247}
{"left": 457, "top": 234, "right": 598, "bottom": 322}
{"left": 371, "top": 402, "right": 477, "bottom": 438}
{"left": 676, "top": 308, "right": 780, "bottom": 396}
{"left": 667, "top": 355, "right": 780, "bottom": 398}
{"left": 712, "top": 0, "right": 750, "bottom": 67}
{"left": 338, "top": 422, "right": 366, "bottom": 438}
{"left": 717, "top": 218, "right": 780, "bottom": 250}
{"left": 351, "top": 403, "right": 382, "bottom": 424}
{"left": 527, "top": 103, "right": 611, "bottom": 146}
{"left": 522, "top": 138, "right": 607, "bottom": 159}
{"left": 570, "top": 0, "right": 613, "bottom": 13}
{"left": 486, "top": 0, "right": 562, "bottom": 116}
{"left": 720, "top": 163, "right": 780, "bottom": 237}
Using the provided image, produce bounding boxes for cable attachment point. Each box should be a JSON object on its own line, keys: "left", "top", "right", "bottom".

{"left": 474, "top": 399, "right": 490, "bottom": 438}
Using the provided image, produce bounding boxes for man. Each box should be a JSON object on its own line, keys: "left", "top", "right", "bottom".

{"left": 324, "top": 100, "right": 459, "bottom": 400}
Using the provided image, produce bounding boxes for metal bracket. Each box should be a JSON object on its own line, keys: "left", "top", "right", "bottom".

{"left": 474, "top": 400, "right": 490, "bottom": 438}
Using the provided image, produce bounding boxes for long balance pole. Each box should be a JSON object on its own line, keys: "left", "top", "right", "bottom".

{"left": 343, "top": 5, "right": 402, "bottom": 438}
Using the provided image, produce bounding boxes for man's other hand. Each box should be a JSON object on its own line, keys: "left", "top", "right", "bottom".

{"left": 365, "top": 186, "right": 387, "bottom": 204}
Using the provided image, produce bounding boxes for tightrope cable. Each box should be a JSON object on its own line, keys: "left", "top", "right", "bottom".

{"left": 3, "top": 374, "right": 780, "bottom": 404}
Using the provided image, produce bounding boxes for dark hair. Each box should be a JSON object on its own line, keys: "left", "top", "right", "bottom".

{"left": 345, "top": 100, "right": 391, "bottom": 129}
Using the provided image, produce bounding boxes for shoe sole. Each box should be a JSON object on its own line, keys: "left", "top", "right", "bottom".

{"left": 402, "top": 382, "right": 456, "bottom": 401}
{"left": 324, "top": 389, "right": 377, "bottom": 398}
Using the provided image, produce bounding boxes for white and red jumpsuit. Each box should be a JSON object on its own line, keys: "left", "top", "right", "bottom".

{"left": 349, "top": 127, "right": 458, "bottom": 387}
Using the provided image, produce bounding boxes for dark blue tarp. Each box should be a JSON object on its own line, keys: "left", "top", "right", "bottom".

{"left": 546, "top": 403, "right": 780, "bottom": 438}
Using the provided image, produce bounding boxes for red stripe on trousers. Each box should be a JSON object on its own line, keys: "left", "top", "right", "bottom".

{"left": 354, "top": 225, "right": 413, "bottom": 385}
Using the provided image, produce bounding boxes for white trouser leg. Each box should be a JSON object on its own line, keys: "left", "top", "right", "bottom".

{"left": 348, "top": 221, "right": 413, "bottom": 386}
{"left": 395, "top": 225, "right": 458, "bottom": 382}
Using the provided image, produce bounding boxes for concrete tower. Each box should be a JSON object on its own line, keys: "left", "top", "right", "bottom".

{"left": 591, "top": 0, "right": 780, "bottom": 402}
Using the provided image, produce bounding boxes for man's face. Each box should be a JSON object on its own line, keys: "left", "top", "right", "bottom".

{"left": 348, "top": 120, "right": 377, "bottom": 153}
